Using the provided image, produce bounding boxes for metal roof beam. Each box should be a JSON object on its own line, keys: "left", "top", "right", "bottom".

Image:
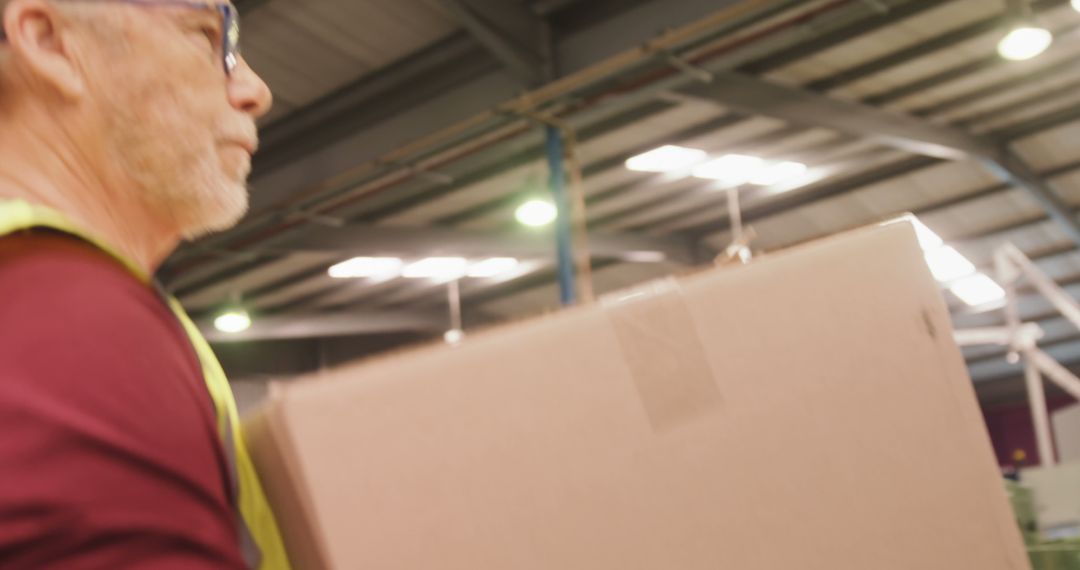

{"left": 678, "top": 73, "right": 997, "bottom": 160}
{"left": 438, "top": 0, "right": 549, "bottom": 85}
{"left": 682, "top": 103, "right": 1080, "bottom": 239}
{"left": 677, "top": 72, "right": 1080, "bottom": 248}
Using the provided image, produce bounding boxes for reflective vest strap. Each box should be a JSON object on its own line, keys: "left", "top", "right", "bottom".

{"left": 166, "top": 288, "right": 290, "bottom": 570}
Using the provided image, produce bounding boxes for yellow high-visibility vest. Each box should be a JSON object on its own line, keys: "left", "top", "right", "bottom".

{"left": 0, "top": 199, "right": 291, "bottom": 570}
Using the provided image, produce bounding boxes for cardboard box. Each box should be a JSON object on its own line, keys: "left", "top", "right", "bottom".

{"left": 245, "top": 222, "right": 1030, "bottom": 570}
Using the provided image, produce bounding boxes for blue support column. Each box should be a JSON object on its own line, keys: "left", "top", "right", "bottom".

{"left": 545, "top": 125, "right": 576, "bottom": 306}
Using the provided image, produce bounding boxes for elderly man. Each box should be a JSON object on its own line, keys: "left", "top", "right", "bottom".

{"left": 0, "top": 0, "right": 288, "bottom": 568}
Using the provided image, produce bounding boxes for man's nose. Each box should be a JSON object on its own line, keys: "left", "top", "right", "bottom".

{"left": 227, "top": 56, "right": 273, "bottom": 119}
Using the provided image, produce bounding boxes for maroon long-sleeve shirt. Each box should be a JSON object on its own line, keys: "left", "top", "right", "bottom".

{"left": 0, "top": 230, "right": 247, "bottom": 569}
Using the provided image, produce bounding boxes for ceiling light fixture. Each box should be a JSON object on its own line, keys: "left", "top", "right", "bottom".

{"left": 328, "top": 256, "right": 403, "bottom": 279}
{"left": 403, "top": 257, "right": 469, "bottom": 280}
{"left": 998, "top": 25, "right": 1052, "bottom": 61}
{"left": 214, "top": 309, "right": 251, "bottom": 334}
{"left": 949, "top": 273, "right": 1006, "bottom": 306}
{"left": 515, "top": 199, "right": 558, "bottom": 227}
{"left": 444, "top": 329, "right": 465, "bottom": 344}
{"left": 693, "top": 154, "right": 766, "bottom": 185}
{"left": 467, "top": 257, "right": 520, "bottom": 278}
{"left": 749, "top": 161, "right": 808, "bottom": 186}
{"left": 625, "top": 145, "right": 707, "bottom": 172}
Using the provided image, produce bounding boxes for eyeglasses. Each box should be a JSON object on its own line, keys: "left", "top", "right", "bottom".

{"left": 0, "top": 1, "right": 240, "bottom": 76}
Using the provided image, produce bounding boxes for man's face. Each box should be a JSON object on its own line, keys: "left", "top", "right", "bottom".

{"left": 80, "top": 2, "right": 271, "bottom": 239}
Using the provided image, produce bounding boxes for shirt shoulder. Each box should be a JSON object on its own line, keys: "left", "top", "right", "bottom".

{"left": 0, "top": 229, "right": 168, "bottom": 327}
{"left": 0, "top": 230, "right": 205, "bottom": 399}
{"left": 0, "top": 230, "right": 246, "bottom": 568}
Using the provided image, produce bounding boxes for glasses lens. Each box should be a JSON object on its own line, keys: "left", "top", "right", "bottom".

{"left": 228, "top": 17, "right": 239, "bottom": 52}
{"left": 224, "top": 8, "right": 239, "bottom": 73}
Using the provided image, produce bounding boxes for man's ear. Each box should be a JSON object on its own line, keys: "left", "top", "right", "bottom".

{"left": 3, "top": 0, "right": 87, "bottom": 100}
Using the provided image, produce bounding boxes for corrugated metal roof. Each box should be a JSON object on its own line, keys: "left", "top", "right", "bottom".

{"left": 768, "top": 0, "right": 999, "bottom": 87}
{"left": 166, "top": 0, "right": 1080, "bottom": 383}
{"left": 1014, "top": 122, "right": 1080, "bottom": 171}
{"left": 242, "top": 0, "right": 458, "bottom": 122}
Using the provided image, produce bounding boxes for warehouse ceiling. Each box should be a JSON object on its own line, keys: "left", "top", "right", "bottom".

{"left": 161, "top": 0, "right": 1080, "bottom": 399}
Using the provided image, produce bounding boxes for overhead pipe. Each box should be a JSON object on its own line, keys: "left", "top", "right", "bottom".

{"left": 559, "top": 126, "right": 596, "bottom": 303}
{"left": 545, "top": 126, "right": 577, "bottom": 305}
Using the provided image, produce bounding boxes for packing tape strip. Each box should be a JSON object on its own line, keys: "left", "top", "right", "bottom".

{"left": 601, "top": 278, "right": 721, "bottom": 432}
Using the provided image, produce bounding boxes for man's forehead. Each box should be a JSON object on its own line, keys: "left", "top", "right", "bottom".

{"left": 1, "top": 0, "right": 237, "bottom": 13}
{"left": 0, "top": 0, "right": 239, "bottom": 43}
